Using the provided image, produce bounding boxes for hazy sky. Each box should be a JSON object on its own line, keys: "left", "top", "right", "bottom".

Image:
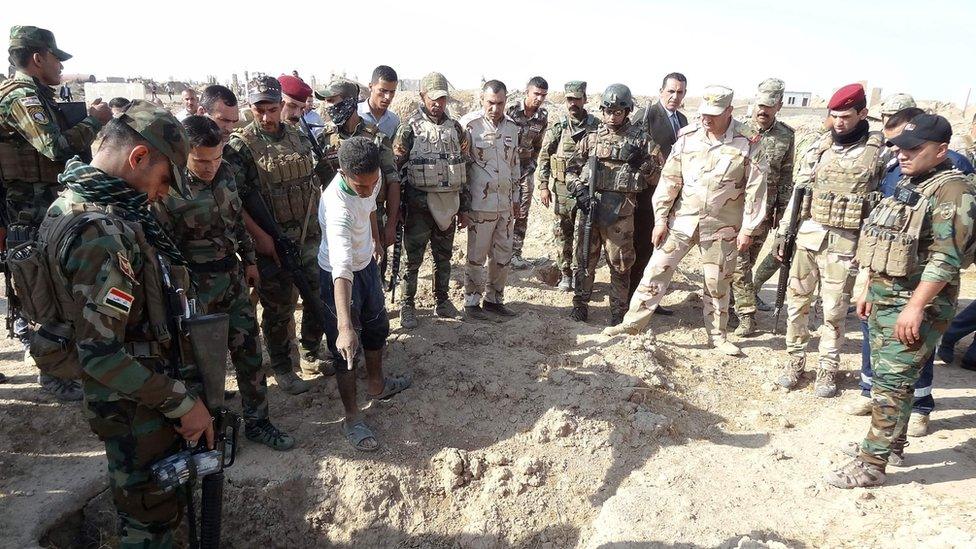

{"left": 5, "top": 0, "right": 975, "bottom": 104}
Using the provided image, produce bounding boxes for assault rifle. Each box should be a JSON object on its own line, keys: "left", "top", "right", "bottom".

{"left": 575, "top": 149, "right": 599, "bottom": 287}
{"left": 773, "top": 186, "right": 809, "bottom": 334}
{"left": 385, "top": 196, "right": 407, "bottom": 303}
{"left": 154, "top": 257, "right": 240, "bottom": 549}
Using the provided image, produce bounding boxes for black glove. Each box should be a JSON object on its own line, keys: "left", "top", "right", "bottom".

{"left": 573, "top": 185, "right": 592, "bottom": 214}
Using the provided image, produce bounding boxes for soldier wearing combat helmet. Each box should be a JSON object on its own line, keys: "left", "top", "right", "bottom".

{"left": 566, "top": 83, "right": 661, "bottom": 326}
{"left": 0, "top": 25, "right": 112, "bottom": 396}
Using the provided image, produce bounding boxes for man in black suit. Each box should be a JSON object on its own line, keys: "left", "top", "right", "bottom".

{"left": 629, "top": 72, "right": 688, "bottom": 314}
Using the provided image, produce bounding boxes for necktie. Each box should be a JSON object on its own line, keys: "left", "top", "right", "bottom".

{"left": 670, "top": 113, "right": 680, "bottom": 137}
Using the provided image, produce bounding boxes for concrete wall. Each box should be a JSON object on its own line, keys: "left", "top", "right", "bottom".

{"left": 83, "top": 82, "right": 147, "bottom": 101}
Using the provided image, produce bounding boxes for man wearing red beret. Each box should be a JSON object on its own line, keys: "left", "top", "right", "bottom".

{"left": 773, "top": 83, "right": 886, "bottom": 397}
{"left": 279, "top": 74, "right": 312, "bottom": 126}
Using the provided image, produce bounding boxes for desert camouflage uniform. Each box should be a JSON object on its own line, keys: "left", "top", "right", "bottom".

{"left": 566, "top": 119, "right": 659, "bottom": 321}
{"left": 51, "top": 158, "right": 195, "bottom": 548}
{"left": 950, "top": 133, "right": 975, "bottom": 167}
{"left": 224, "top": 120, "right": 323, "bottom": 376}
{"left": 778, "top": 129, "right": 886, "bottom": 373}
{"left": 507, "top": 100, "right": 548, "bottom": 258}
{"left": 392, "top": 108, "right": 470, "bottom": 306}
{"left": 154, "top": 162, "right": 270, "bottom": 422}
{"left": 536, "top": 111, "right": 600, "bottom": 276}
{"left": 625, "top": 120, "right": 767, "bottom": 336}
{"left": 460, "top": 110, "right": 520, "bottom": 306}
{"left": 731, "top": 118, "right": 794, "bottom": 316}
{"left": 855, "top": 164, "right": 976, "bottom": 466}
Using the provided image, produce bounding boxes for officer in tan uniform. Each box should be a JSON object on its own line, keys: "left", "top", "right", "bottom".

{"left": 605, "top": 86, "right": 768, "bottom": 356}
{"left": 459, "top": 80, "right": 521, "bottom": 320}
{"left": 774, "top": 83, "right": 887, "bottom": 397}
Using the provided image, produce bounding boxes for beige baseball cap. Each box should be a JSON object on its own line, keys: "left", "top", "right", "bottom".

{"left": 756, "top": 78, "right": 785, "bottom": 107}
{"left": 700, "top": 85, "right": 734, "bottom": 116}
{"left": 420, "top": 72, "right": 449, "bottom": 100}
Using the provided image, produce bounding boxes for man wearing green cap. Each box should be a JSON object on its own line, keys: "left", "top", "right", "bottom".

{"left": 35, "top": 100, "right": 213, "bottom": 547}
{"left": 731, "top": 78, "right": 795, "bottom": 337}
{"left": 1, "top": 25, "right": 112, "bottom": 398}
{"left": 224, "top": 76, "right": 324, "bottom": 395}
{"left": 536, "top": 80, "right": 599, "bottom": 291}
{"left": 392, "top": 71, "right": 470, "bottom": 329}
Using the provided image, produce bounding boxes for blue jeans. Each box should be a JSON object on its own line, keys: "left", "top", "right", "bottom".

{"left": 860, "top": 319, "right": 934, "bottom": 415}
{"left": 940, "top": 300, "right": 976, "bottom": 366}
{"left": 319, "top": 260, "right": 390, "bottom": 365}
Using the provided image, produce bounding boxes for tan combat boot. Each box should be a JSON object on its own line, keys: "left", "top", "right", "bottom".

{"left": 813, "top": 367, "right": 837, "bottom": 398}
{"left": 844, "top": 397, "right": 873, "bottom": 416}
{"left": 776, "top": 355, "right": 805, "bottom": 389}
{"left": 824, "top": 458, "right": 886, "bottom": 488}
{"left": 714, "top": 337, "right": 743, "bottom": 357}
{"left": 907, "top": 413, "right": 929, "bottom": 437}
{"left": 274, "top": 371, "right": 311, "bottom": 395}
{"left": 733, "top": 315, "right": 757, "bottom": 338}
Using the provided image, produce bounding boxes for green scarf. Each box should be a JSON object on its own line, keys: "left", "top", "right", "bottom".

{"left": 59, "top": 157, "right": 187, "bottom": 266}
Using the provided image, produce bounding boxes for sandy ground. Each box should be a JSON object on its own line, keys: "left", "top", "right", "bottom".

{"left": 3, "top": 111, "right": 976, "bottom": 548}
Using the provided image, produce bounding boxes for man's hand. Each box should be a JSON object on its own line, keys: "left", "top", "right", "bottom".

{"left": 253, "top": 233, "right": 280, "bottom": 266}
{"left": 458, "top": 212, "right": 471, "bottom": 229}
{"left": 337, "top": 325, "right": 359, "bottom": 371}
{"left": 736, "top": 233, "right": 752, "bottom": 253}
{"left": 88, "top": 98, "right": 112, "bottom": 125}
{"left": 539, "top": 188, "right": 552, "bottom": 208}
{"left": 652, "top": 225, "right": 668, "bottom": 247}
{"left": 772, "top": 234, "right": 786, "bottom": 261}
{"left": 382, "top": 222, "right": 397, "bottom": 249}
{"left": 572, "top": 185, "right": 591, "bottom": 214}
{"left": 856, "top": 297, "right": 872, "bottom": 321}
{"left": 176, "top": 398, "right": 215, "bottom": 449}
{"left": 895, "top": 303, "right": 925, "bottom": 347}
{"left": 244, "top": 264, "right": 260, "bottom": 288}
{"left": 373, "top": 239, "right": 384, "bottom": 264}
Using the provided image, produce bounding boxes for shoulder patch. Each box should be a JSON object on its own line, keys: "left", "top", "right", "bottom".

{"left": 27, "top": 106, "right": 49, "bottom": 125}
{"left": 103, "top": 287, "right": 134, "bottom": 315}
{"left": 18, "top": 95, "right": 42, "bottom": 107}
{"left": 117, "top": 252, "right": 136, "bottom": 282}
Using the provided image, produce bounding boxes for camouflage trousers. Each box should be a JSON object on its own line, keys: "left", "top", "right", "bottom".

{"left": 256, "top": 238, "right": 323, "bottom": 375}
{"left": 731, "top": 219, "right": 771, "bottom": 317}
{"left": 573, "top": 212, "right": 636, "bottom": 319}
{"left": 464, "top": 210, "right": 514, "bottom": 307}
{"left": 752, "top": 244, "right": 784, "bottom": 293}
{"left": 859, "top": 302, "right": 950, "bottom": 466}
{"left": 785, "top": 243, "right": 857, "bottom": 370}
{"left": 512, "top": 168, "right": 535, "bottom": 258}
{"left": 84, "top": 398, "right": 183, "bottom": 548}
{"left": 630, "top": 230, "right": 738, "bottom": 337}
{"left": 553, "top": 189, "right": 577, "bottom": 277}
{"left": 401, "top": 207, "right": 456, "bottom": 305}
{"left": 197, "top": 266, "right": 269, "bottom": 422}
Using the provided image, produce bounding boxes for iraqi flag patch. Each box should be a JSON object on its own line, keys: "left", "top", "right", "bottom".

{"left": 103, "top": 287, "right": 134, "bottom": 314}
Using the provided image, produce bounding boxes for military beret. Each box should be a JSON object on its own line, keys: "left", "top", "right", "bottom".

{"left": 278, "top": 75, "right": 312, "bottom": 102}
{"left": 828, "top": 83, "right": 866, "bottom": 111}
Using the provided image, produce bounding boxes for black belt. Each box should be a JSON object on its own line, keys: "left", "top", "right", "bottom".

{"left": 188, "top": 256, "right": 238, "bottom": 273}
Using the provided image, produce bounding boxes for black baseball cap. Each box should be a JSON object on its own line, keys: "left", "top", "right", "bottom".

{"left": 888, "top": 113, "right": 952, "bottom": 149}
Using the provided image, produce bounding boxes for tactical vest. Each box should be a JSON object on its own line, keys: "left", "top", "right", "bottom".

{"left": 590, "top": 125, "right": 649, "bottom": 194}
{"left": 551, "top": 116, "right": 592, "bottom": 182}
{"left": 808, "top": 131, "right": 883, "bottom": 230}
{"left": 509, "top": 104, "right": 547, "bottom": 161}
{"left": 321, "top": 122, "right": 385, "bottom": 169}
{"left": 405, "top": 114, "right": 466, "bottom": 192}
{"left": 235, "top": 124, "right": 317, "bottom": 227}
{"left": 8, "top": 202, "right": 175, "bottom": 379}
{"left": 0, "top": 78, "right": 66, "bottom": 184}
{"left": 855, "top": 169, "right": 972, "bottom": 278}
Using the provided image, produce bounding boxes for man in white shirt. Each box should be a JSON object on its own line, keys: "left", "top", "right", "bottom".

{"left": 318, "top": 137, "right": 410, "bottom": 451}
{"left": 174, "top": 88, "right": 199, "bottom": 120}
{"left": 358, "top": 65, "right": 400, "bottom": 138}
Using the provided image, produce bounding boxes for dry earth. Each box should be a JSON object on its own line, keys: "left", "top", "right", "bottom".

{"left": 2, "top": 109, "right": 976, "bottom": 548}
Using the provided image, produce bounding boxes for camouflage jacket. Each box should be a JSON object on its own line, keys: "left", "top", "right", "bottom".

{"left": 392, "top": 107, "right": 470, "bottom": 203}
{"left": 653, "top": 119, "right": 768, "bottom": 241}
{"left": 153, "top": 161, "right": 257, "bottom": 268}
{"left": 51, "top": 162, "right": 195, "bottom": 415}
{"left": 0, "top": 71, "right": 101, "bottom": 170}
{"left": 506, "top": 100, "right": 548, "bottom": 174}
{"left": 864, "top": 164, "right": 976, "bottom": 313}
{"left": 536, "top": 111, "right": 600, "bottom": 190}
{"left": 459, "top": 111, "right": 521, "bottom": 213}
{"left": 223, "top": 121, "right": 320, "bottom": 199}
{"left": 316, "top": 118, "right": 399, "bottom": 200}
{"left": 745, "top": 118, "right": 794, "bottom": 217}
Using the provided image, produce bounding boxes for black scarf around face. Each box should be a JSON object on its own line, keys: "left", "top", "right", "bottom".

{"left": 832, "top": 119, "right": 870, "bottom": 146}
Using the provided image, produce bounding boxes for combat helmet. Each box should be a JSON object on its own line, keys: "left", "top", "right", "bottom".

{"left": 601, "top": 84, "right": 633, "bottom": 110}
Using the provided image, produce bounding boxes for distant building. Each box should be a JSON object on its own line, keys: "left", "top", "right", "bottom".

{"left": 783, "top": 91, "right": 812, "bottom": 107}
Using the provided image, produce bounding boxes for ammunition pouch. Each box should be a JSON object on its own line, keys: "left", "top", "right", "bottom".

{"left": 856, "top": 185, "right": 930, "bottom": 278}
{"left": 263, "top": 178, "right": 318, "bottom": 228}
{"left": 594, "top": 191, "right": 627, "bottom": 228}
{"left": 29, "top": 321, "right": 82, "bottom": 379}
{"left": 551, "top": 156, "right": 567, "bottom": 182}
{"left": 406, "top": 156, "right": 466, "bottom": 192}
{"left": 0, "top": 140, "right": 64, "bottom": 184}
{"left": 810, "top": 191, "right": 870, "bottom": 230}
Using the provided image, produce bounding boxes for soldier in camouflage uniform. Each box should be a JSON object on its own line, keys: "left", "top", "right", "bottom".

{"left": 40, "top": 102, "right": 214, "bottom": 547}
{"left": 315, "top": 78, "right": 401, "bottom": 248}
{"left": 224, "top": 76, "right": 322, "bottom": 395}
{"left": 536, "top": 81, "right": 599, "bottom": 291}
{"left": 566, "top": 84, "right": 660, "bottom": 326}
{"left": 731, "top": 78, "right": 794, "bottom": 337}
{"left": 773, "top": 84, "right": 887, "bottom": 397}
{"left": 507, "top": 76, "right": 549, "bottom": 269}
{"left": 154, "top": 116, "right": 294, "bottom": 451}
{"left": 0, "top": 26, "right": 111, "bottom": 398}
{"left": 392, "top": 72, "right": 470, "bottom": 329}
{"left": 826, "top": 114, "right": 976, "bottom": 488}
{"left": 605, "top": 86, "right": 768, "bottom": 356}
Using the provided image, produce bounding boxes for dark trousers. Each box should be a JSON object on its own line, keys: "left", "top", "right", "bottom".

{"left": 941, "top": 300, "right": 976, "bottom": 366}
{"left": 319, "top": 260, "right": 390, "bottom": 365}
{"left": 860, "top": 319, "right": 934, "bottom": 415}
{"left": 629, "top": 207, "right": 654, "bottom": 298}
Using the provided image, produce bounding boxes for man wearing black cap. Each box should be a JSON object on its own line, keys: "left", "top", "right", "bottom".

{"left": 224, "top": 76, "right": 324, "bottom": 395}
{"left": 0, "top": 25, "right": 112, "bottom": 397}
{"left": 826, "top": 113, "right": 976, "bottom": 488}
